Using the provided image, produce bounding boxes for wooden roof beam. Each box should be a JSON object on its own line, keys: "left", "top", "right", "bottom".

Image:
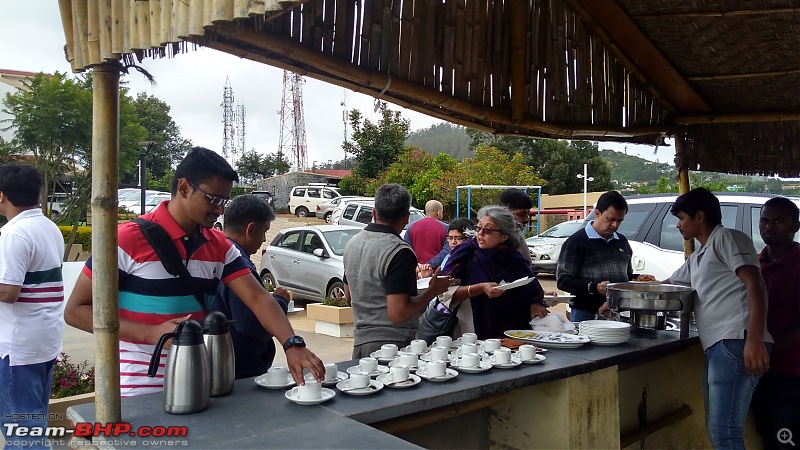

{"left": 568, "top": 0, "right": 711, "bottom": 115}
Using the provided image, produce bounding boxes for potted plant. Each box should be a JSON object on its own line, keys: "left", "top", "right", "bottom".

{"left": 48, "top": 353, "right": 95, "bottom": 428}
{"left": 306, "top": 297, "right": 354, "bottom": 338}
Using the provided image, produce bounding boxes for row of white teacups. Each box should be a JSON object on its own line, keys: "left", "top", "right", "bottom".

{"left": 270, "top": 332, "right": 544, "bottom": 404}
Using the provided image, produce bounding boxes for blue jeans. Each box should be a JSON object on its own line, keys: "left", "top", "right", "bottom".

{"left": 0, "top": 356, "right": 56, "bottom": 450}
{"left": 751, "top": 372, "right": 800, "bottom": 450}
{"left": 570, "top": 308, "right": 597, "bottom": 322}
{"left": 704, "top": 339, "right": 763, "bottom": 450}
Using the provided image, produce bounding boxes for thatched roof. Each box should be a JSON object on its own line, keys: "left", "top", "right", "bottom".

{"left": 58, "top": 0, "right": 800, "bottom": 176}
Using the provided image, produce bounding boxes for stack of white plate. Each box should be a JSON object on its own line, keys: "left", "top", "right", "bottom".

{"left": 578, "top": 320, "right": 631, "bottom": 346}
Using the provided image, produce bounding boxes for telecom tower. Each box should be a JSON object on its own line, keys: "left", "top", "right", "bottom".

{"left": 221, "top": 77, "right": 235, "bottom": 162}
{"left": 235, "top": 104, "right": 246, "bottom": 165}
{"left": 278, "top": 70, "right": 308, "bottom": 171}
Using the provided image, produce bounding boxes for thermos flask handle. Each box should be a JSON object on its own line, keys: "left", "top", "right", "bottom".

{"left": 148, "top": 331, "right": 177, "bottom": 377}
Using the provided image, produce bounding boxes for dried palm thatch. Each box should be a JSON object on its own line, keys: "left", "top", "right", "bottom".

{"left": 58, "top": 0, "right": 800, "bottom": 175}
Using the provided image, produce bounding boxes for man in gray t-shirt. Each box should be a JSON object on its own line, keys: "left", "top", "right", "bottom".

{"left": 665, "top": 187, "right": 771, "bottom": 450}
{"left": 343, "top": 184, "right": 452, "bottom": 359}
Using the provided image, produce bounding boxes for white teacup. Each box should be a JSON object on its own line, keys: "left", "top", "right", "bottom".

{"left": 348, "top": 371, "right": 370, "bottom": 389}
{"left": 381, "top": 343, "right": 398, "bottom": 358}
{"left": 460, "top": 343, "right": 478, "bottom": 355}
{"left": 266, "top": 366, "right": 289, "bottom": 386}
{"left": 292, "top": 380, "right": 322, "bottom": 401}
{"left": 461, "top": 333, "right": 478, "bottom": 345}
{"left": 387, "top": 365, "right": 410, "bottom": 383}
{"left": 395, "top": 352, "right": 418, "bottom": 368}
{"left": 483, "top": 338, "right": 501, "bottom": 352}
{"left": 493, "top": 347, "right": 512, "bottom": 364}
{"left": 410, "top": 339, "right": 428, "bottom": 354}
{"left": 429, "top": 345, "right": 448, "bottom": 362}
{"left": 435, "top": 335, "right": 453, "bottom": 348}
{"left": 519, "top": 344, "right": 537, "bottom": 361}
{"left": 358, "top": 357, "right": 378, "bottom": 373}
{"left": 461, "top": 352, "right": 481, "bottom": 368}
{"left": 324, "top": 363, "right": 338, "bottom": 381}
{"left": 423, "top": 360, "right": 447, "bottom": 378}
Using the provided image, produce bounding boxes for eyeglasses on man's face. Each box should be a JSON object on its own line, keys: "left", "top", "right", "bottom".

{"left": 475, "top": 225, "right": 502, "bottom": 235}
{"left": 446, "top": 235, "right": 467, "bottom": 242}
{"left": 188, "top": 181, "right": 230, "bottom": 207}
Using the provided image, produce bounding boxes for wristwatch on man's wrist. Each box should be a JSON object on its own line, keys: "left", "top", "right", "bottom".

{"left": 282, "top": 335, "right": 306, "bottom": 351}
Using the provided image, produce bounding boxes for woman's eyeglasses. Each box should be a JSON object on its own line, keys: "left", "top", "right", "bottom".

{"left": 446, "top": 235, "right": 467, "bottom": 242}
{"left": 189, "top": 181, "right": 231, "bottom": 207}
{"left": 475, "top": 225, "right": 502, "bottom": 235}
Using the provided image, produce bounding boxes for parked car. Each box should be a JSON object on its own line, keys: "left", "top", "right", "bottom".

{"left": 334, "top": 200, "right": 425, "bottom": 237}
{"left": 585, "top": 193, "right": 800, "bottom": 281}
{"left": 330, "top": 197, "right": 373, "bottom": 225}
{"left": 525, "top": 219, "right": 585, "bottom": 275}
{"left": 288, "top": 184, "right": 341, "bottom": 217}
{"left": 316, "top": 196, "right": 371, "bottom": 223}
{"left": 46, "top": 193, "right": 71, "bottom": 215}
{"left": 251, "top": 190, "right": 275, "bottom": 209}
{"left": 119, "top": 190, "right": 169, "bottom": 211}
{"left": 259, "top": 225, "right": 362, "bottom": 301}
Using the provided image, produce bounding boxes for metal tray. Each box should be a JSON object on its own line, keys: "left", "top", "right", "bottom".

{"left": 606, "top": 282, "right": 694, "bottom": 312}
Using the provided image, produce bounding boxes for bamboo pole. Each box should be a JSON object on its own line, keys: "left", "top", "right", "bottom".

{"left": 91, "top": 63, "right": 122, "bottom": 424}
{"left": 676, "top": 111, "right": 800, "bottom": 125}
{"left": 675, "top": 133, "right": 695, "bottom": 257}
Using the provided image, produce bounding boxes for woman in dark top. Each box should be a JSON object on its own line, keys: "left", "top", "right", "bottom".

{"left": 442, "top": 206, "right": 548, "bottom": 339}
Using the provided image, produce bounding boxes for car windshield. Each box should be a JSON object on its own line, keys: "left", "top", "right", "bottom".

{"left": 322, "top": 229, "right": 361, "bottom": 256}
{"left": 539, "top": 221, "right": 584, "bottom": 238}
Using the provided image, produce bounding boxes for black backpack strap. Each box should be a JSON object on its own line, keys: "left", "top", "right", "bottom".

{"left": 131, "top": 218, "right": 207, "bottom": 313}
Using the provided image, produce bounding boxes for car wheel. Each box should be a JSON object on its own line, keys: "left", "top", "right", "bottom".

{"left": 324, "top": 212, "right": 332, "bottom": 224}
{"left": 296, "top": 207, "right": 309, "bottom": 218}
{"left": 261, "top": 271, "right": 277, "bottom": 291}
{"left": 213, "top": 222, "right": 222, "bottom": 230}
{"left": 327, "top": 281, "right": 345, "bottom": 299}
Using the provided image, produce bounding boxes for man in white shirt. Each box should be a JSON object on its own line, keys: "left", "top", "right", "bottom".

{"left": 0, "top": 163, "right": 66, "bottom": 449}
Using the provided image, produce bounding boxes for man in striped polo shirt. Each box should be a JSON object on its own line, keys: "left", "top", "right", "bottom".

{"left": 0, "top": 163, "right": 66, "bottom": 448}
{"left": 66, "top": 148, "right": 324, "bottom": 396}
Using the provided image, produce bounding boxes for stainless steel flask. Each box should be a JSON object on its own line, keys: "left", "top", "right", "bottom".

{"left": 202, "top": 311, "right": 235, "bottom": 397}
{"left": 147, "top": 320, "right": 210, "bottom": 414}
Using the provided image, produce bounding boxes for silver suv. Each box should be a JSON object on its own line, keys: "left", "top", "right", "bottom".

{"left": 335, "top": 200, "right": 425, "bottom": 236}
{"left": 589, "top": 193, "right": 800, "bottom": 280}
{"left": 288, "top": 184, "right": 341, "bottom": 218}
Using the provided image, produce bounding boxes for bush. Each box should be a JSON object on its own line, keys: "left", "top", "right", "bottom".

{"left": 50, "top": 352, "right": 95, "bottom": 399}
{"left": 58, "top": 226, "right": 92, "bottom": 253}
{"left": 322, "top": 297, "right": 349, "bottom": 307}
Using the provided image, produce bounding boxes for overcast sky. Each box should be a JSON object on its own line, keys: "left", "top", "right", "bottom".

{"left": 1, "top": 1, "right": 678, "bottom": 172}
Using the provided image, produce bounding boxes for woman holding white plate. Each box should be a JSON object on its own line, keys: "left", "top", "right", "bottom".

{"left": 441, "top": 206, "right": 548, "bottom": 339}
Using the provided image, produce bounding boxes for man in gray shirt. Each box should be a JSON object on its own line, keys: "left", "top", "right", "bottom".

{"left": 343, "top": 184, "right": 452, "bottom": 359}
{"left": 665, "top": 187, "right": 771, "bottom": 450}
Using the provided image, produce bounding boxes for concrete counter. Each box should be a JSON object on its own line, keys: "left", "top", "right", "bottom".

{"left": 69, "top": 331, "right": 721, "bottom": 449}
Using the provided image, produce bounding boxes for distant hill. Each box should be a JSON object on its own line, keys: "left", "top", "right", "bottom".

{"left": 406, "top": 122, "right": 472, "bottom": 160}
{"left": 599, "top": 149, "right": 676, "bottom": 184}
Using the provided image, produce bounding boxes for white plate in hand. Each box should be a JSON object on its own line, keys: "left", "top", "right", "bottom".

{"left": 417, "top": 276, "right": 451, "bottom": 290}
{"left": 493, "top": 277, "right": 534, "bottom": 291}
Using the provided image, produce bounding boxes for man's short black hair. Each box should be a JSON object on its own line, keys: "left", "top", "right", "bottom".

{"left": 596, "top": 190, "right": 628, "bottom": 214}
{"left": 0, "top": 163, "right": 42, "bottom": 207}
{"left": 499, "top": 189, "right": 533, "bottom": 210}
{"left": 448, "top": 218, "right": 474, "bottom": 234}
{"left": 763, "top": 197, "right": 800, "bottom": 224}
{"left": 223, "top": 195, "right": 275, "bottom": 233}
{"left": 172, "top": 147, "right": 239, "bottom": 195}
{"left": 670, "top": 187, "right": 722, "bottom": 227}
{"left": 374, "top": 183, "right": 411, "bottom": 224}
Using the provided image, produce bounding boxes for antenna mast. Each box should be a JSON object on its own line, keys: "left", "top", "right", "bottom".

{"left": 278, "top": 70, "right": 308, "bottom": 171}
{"left": 222, "top": 77, "right": 235, "bottom": 162}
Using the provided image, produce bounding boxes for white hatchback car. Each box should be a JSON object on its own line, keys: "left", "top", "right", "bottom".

{"left": 525, "top": 219, "right": 585, "bottom": 275}
{"left": 259, "top": 225, "right": 362, "bottom": 302}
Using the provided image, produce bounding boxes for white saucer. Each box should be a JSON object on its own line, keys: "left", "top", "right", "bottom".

{"left": 518, "top": 353, "right": 546, "bottom": 365}
{"left": 376, "top": 373, "right": 422, "bottom": 388}
{"left": 489, "top": 355, "right": 523, "bottom": 369}
{"left": 451, "top": 347, "right": 489, "bottom": 358}
{"left": 346, "top": 365, "right": 390, "bottom": 377}
{"left": 284, "top": 387, "right": 335, "bottom": 405}
{"left": 453, "top": 338, "right": 484, "bottom": 348}
{"left": 307, "top": 371, "right": 349, "bottom": 387}
{"left": 388, "top": 360, "right": 419, "bottom": 372}
{"left": 370, "top": 350, "right": 399, "bottom": 363}
{"left": 336, "top": 379, "right": 384, "bottom": 395}
{"left": 479, "top": 344, "right": 503, "bottom": 354}
{"left": 419, "top": 352, "right": 454, "bottom": 363}
{"left": 254, "top": 373, "right": 296, "bottom": 390}
{"left": 417, "top": 367, "right": 459, "bottom": 382}
{"left": 451, "top": 359, "right": 493, "bottom": 373}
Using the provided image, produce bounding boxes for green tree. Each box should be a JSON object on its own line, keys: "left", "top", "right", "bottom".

{"left": 344, "top": 102, "right": 410, "bottom": 179}
{"left": 655, "top": 176, "right": 678, "bottom": 193}
{"left": 377, "top": 147, "right": 458, "bottom": 207}
{"left": 132, "top": 93, "right": 192, "bottom": 184}
{"left": 235, "top": 150, "right": 291, "bottom": 184}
